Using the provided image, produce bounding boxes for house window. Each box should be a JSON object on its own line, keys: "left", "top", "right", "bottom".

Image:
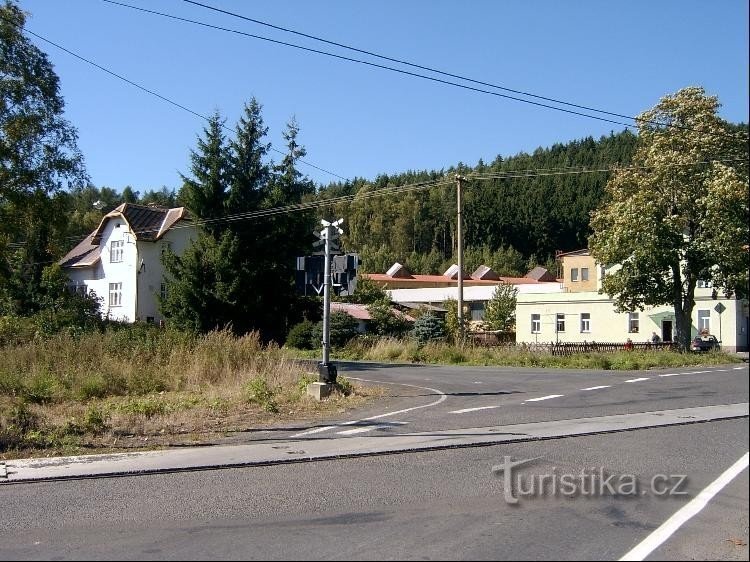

{"left": 698, "top": 310, "right": 711, "bottom": 333}
{"left": 580, "top": 313, "right": 591, "bottom": 333}
{"left": 628, "top": 312, "right": 640, "bottom": 333}
{"left": 161, "top": 242, "right": 172, "bottom": 257}
{"left": 160, "top": 283, "right": 167, "bottom": 301}
{"left": 470, "top": 302, "right": 485, "bottom": 322}
{"left": 697, "top": 279, "right": 713, "bottom": 288}
{"left": 581, "top": 267, "right": 589, "bottom": 282}
{"left": 69, "top": 283, "right": 87, "bottom": 296}
{"left": 570, "top": 268, "right": 579, "bottom": 282}
{"left": 110, "top": 240, "right": 124, "bottom": 263}
{"left": 109, "top": 282, "right": 122, "bottom": 307}
{"left": 556, "top": 313, "right": 566, "bottom": 332}
{"left": 531, "top": 314, "right": 541, "bottom": 333}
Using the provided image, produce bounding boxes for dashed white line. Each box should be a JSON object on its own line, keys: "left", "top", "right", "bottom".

{"left": 625, "top": 377, "right": 650, "bottom": 383}
{"left": 523, "top": 394, "right": 564, "bottom": 403}
{"left": 620, "top": 452, "right": 749, "bottom": 561}
{"left": 580, "top": 385, "right": 611, "bottom": 391}
{"left": 337, "top": 422, "right": 408, "bottom": 436}
{"left": 734, "top": 366, "right": 746, "bottom": 370}
{"left": 659, "top": 373, "right": 680, "bottom": 377}
{"left": 449, "top": 406, "right": 500, "bottom": 414}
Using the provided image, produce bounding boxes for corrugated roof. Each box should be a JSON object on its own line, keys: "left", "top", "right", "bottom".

{"left": 98, "top": 203, "right": 189, "bottom": 242}
{"left": 61, "top": 204, "right": 190, "bottom": 268}
{"left": 59, "top": 232, "right": 101, "bottom": 268}
{"left": 331, "top": 302, "right": 415, "bottom": 322}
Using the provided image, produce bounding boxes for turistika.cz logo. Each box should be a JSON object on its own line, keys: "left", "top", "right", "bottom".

{"left": 491, "top": 456, "right": 689, "bottom": 505}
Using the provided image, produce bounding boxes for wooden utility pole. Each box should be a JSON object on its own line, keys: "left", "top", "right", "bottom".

{"left": 456, "top": 174, "right": 466, "bottom": 342}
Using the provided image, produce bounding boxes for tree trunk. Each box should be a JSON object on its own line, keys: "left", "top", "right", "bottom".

{"left": 671, "top": 262, "right": 695, "bottom": 352}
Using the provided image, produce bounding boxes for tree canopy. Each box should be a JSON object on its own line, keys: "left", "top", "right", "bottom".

{"left": 589, "top": 87, "right": 749, "bottom": 350}
{"left": 1, "top": 0, "right": 87, "bottom": 313}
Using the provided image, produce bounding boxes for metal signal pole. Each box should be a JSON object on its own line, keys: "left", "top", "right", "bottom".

{"left": 319, "top": 218, "right": 343, "bottom": 384}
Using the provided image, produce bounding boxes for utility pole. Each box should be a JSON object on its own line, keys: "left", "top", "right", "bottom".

{"left": 456, "top": 174, "right": 466, "bottom": 342}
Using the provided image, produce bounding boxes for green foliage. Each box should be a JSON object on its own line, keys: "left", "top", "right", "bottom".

{"left": 82, "top": 405, "right": 110, "bottom": 434}
{"left": 326, "top": 130, "right": 638, "bottom": 273}
{"left": 244, "top": 377, "right": 278, "bottom": 413}
{"left": 1, "top": 2, "right": 88, "bottom": 314}
{"left": 313, "top": 311, "right": 359, "bottom": 348}
{"left": 482, "top": 282, "right": 518, "bottom": 332}
{"left": 443, "top": 299, "right": 467, "bottom": 344}
{"left": 589, "top": 87, "right": 749, "bottom": 350}
{"left": 366, "top": 299, "right": 411, "bottom": 337}
{"left": 411, "top": 313, "right": 447, "bottom": 344}
{"left": 285, "top": 320, "right": 317, "bottom": 350}
{"left": 335, "top": 376, "right": 353, "bottom": 396}
{"left": 350, "top": 275, "right": 389, "bottom": 304}
{"left": 165, "top": 101, "right": 315, "bottom": 342}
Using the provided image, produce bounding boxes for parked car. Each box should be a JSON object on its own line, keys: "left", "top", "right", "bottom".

{"left": 691, "top": 334, "right": 721, "bottom": 352}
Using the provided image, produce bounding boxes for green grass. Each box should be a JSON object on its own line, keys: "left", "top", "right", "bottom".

{"left": 302, "top": 337, "right": 743, "bottom": 370}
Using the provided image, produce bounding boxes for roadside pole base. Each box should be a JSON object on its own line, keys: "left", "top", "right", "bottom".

{"left": 306, "top": 382, "right": 334, "bottom": 401}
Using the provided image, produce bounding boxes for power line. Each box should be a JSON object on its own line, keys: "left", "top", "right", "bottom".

{"left": 180, "top": 0, "right": 637, "bottom": 123}
{"left": 6, "top": 156, "right": 746, "bottom": 256}
{"left": 100, "top": 0, "right": 637, "bottom": 131}
{"left": 153, "top": 156, "right": 750, "bottom": 235}
{"left": 144, "top": 0, "right": 749, "bottom": 144}
{"left": 0, "top": 14, "right": 349, "bottom": 183}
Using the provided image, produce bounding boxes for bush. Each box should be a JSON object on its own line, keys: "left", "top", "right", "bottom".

{"left": 411, "top": 313, "right": 446, "bottom": 344}
{"left": 286, "top": 320, "right": 317, "bottom": 350}
{"left": 313, "top": 311, "right": 359, "bottom": 349}
{"left": 244, "top": 377, "right": 279, "bottom": 413}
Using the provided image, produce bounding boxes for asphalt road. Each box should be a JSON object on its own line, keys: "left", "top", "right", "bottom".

{"left": 1, "top": 361, "right": 748, "bottom": 560}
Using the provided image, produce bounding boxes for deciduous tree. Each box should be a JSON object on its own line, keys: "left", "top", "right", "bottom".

{"left": 589, "top": 87, "right": 749, "bottom": 351}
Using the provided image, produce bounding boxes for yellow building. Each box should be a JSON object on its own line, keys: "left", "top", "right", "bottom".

{"left": 516, "top": 250, "right": 749, "bottom": 351}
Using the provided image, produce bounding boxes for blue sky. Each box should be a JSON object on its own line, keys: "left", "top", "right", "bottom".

{"left": 18, "top": 0, "right": 750, "bottom": 191}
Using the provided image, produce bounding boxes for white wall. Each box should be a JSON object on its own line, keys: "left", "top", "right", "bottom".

{"left": 388, "top": 282, "right": 564, "bottom": 306}
{"left": 135, "top": 226, "right": 195, "bottom": 323}
{"left": 66, "top": 220, "right": 196, "bottom": 324}
{"left": 516, "top": 287, "right": 749, "bottom": 351}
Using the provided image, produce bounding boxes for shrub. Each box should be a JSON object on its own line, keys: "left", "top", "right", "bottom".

{"left": 313, "top": 311, "right": 359, "bottom": 349}
{"left": 83, "top": 405, "right": 110, "bottom": 434}
{"left": 286, "top": 320, "right": 317, "bottom": 350}
{"left": 411, "top": 313, "right": 446, "bottom": 344}
{"left": 244, "top": 377, "right": 278, "bottom": 413}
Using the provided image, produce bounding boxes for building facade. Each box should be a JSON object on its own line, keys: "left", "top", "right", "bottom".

{"left": 516, "top": 250, "right": 749, "bottom": 351}
{"left": 60, "top": 203, "right": 196, "bottom": 324}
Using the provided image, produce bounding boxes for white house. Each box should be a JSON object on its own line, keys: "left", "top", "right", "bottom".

{"left": 516, "top": 250, "right": 750, "bottom": 351}
{"left": 59, "top": 203, "right": 197, "bottom": 323}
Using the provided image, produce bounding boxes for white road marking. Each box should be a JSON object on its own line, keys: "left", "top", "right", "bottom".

{"left": 336, "top": 422, "right": 408, "bottom": 436}
{"left": 619, "top": 452, "right": 749, "bottom": 561}
{"left": 659, "top": 373, "right": 680, "bottom": 377}
{"left": 473, "top": 381, "right": 483, "bottom": 384}
{"left": 523, "top": 394, "right": 564, "bottom": 403}
{"left": 580, "top": 385, "right": 611, "bottom": 391}
{"left": 292, "top": 378, "right": 448, "bottom": 439}
{"left": 734, "top": 367, "right": 746, "bottom": 370}
{"left": 625, "top": 377, "right": 650, "bottom": 383}
{"left": 290, "top": 426, "right": 337, "bottom": 438}
{"left": 449, "top": 406, "right": 500, "bottom": 414}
